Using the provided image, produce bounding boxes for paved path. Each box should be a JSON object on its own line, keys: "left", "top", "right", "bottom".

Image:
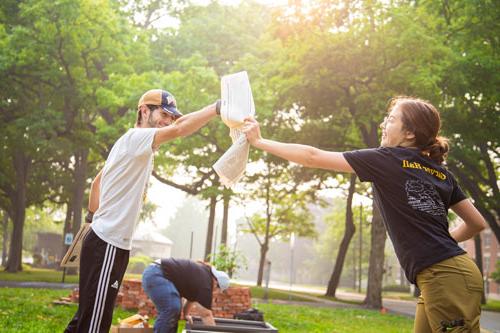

{"left": 0, "top": 280, "right": 77, "bottom": 289}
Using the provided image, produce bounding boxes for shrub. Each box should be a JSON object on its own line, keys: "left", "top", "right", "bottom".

{"left": 127, "top": 255, "right": 152, "bottom": 274}
{"left": 208, "top": 244, "right": 247, "bottom": 278}
{"left": 491, "top": 261, "right": 500, "bottom": 284}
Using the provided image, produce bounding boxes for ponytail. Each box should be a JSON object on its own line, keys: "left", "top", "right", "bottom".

{"left": 422, "top": 136, "right": 449, "bottom": 164}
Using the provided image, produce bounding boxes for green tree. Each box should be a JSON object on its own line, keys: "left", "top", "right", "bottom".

{"left": 420, "top": 0, "right": 500, "bottom": 242}
{"left": 150, "top": 1, "right": 273, "bottom": 259}
{"left": 264, "top": 0, "right": 453, "bottom": 308}
{"left": 241, "top": 161, "right": 317, "bottom": 286}
{"left": 165, "top": 1, "right": 271, "bottom": 75}
{"left": 163, "top": 197, "right": 209, "bottom": 260}
{"left": 315, "top": 194, "right": 373, "bottom": 288}
{"left": 0, "top": 0, "right": 143, "bottom": 271}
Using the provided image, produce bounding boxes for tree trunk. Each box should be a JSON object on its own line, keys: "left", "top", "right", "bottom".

{"left": 257, "top": 174, "right": 272, "bottom": 287}
{"left": 204, "top": 196, "right": 217, "bottom": 260}
{"left": 221, "top": 193, "right": 230, "bottom": 245}
{"left": 356, "top": 116, "right": 387, "bottom": 308}
{"left": 326, "top": 174, "right": 357, "bottom": 296}
{"left": 364, "top": 195, "right": 386, "bottom": 309}
{"left": 61, "top": 200, "right": 73, "bottom": 261}
{"left": 6, "top": 151, "right": 30, "bottom": 272}
{"left": 257, "top": 242, "right": 269, "bottom": 287}
{"left": 474, "top": 234, "right": 486, "bottom": 304}
{"left": 61, "top": 200, "right": 77, "bottom": 274}
{"left": 71, "top": 149, "right": 88, "bottom": 236}
{"left": 2, "top": 212, "right": 9, "bottom": 267}
{"left": 479, "top": 143, "right": 499, "bottom": 206}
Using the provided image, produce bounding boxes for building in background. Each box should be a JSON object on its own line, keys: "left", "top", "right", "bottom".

{"left": 132, "top": 228, "right": 173, "bottom": 259}
{"left": 33, "top": 232, "right": 62, "bottom": 268}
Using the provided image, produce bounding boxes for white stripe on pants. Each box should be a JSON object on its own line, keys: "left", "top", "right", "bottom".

{"left": 89, "top": 243, "right": 116, "bottom": 333}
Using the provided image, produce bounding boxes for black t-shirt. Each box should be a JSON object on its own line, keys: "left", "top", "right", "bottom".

{"left": 343, "top": 147, "right": 467, "bottom": 284}
{"left": 160, "top": 258, "right": 213, "bottom": 309}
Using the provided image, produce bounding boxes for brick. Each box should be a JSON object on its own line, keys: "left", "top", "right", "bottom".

{"left": 63, "top": 280, "right": 251, "bottom": 319}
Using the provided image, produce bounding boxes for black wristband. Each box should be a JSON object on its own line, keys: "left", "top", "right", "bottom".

{"left": 85, "top": 211, "right": 94, "bottom": 223}
{"left": 215, "top": 99, "right": 221, "bottom": 115}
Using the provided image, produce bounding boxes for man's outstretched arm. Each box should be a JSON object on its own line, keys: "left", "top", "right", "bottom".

{"left": 153, "top": 102, "right": 218, "bottom": 148}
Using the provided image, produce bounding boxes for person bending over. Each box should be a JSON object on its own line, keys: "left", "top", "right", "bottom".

{"left": 142, "top": 258, "right": 230, "bottom": 333}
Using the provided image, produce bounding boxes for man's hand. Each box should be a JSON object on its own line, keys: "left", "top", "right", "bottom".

{"left": 200, "top": 312, "right": 216, "bottom": 326}
{"left": 215, "top": 99, "right": 221, "bottom": 115}
{"left": 183, "top": 300, "right": 194, "bottom": 323}
{"left": 85, "top": 211, "right": 94, "bottom": 223}
{"left": 187, "top": 301, "right": 215, "bottom": 326}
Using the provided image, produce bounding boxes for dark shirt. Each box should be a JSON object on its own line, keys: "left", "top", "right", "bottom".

{"left": 160, "top": 258, "right": 213, "bottom": 309}
{"left": 343, "top": 147, "right": 467, "bottom": 284}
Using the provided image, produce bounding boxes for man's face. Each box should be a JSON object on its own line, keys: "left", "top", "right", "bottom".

{"left": 146, "top": 107, "right": 176, "bottom": 128}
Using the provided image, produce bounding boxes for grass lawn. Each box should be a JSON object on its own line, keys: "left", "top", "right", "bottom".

{"left": 482, "top": 299, "right": 500, "bottom": 312}
{"left": 254, "top": 302, "right": 414, "bottom": 333}
{"left": 0, "top": 287, "right": 139, "bottom": 333}
{"left": 0, "top": 287, "right": 414, "bottom": 333}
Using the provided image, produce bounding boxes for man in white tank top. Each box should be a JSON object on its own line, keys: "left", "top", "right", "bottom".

{"left": 65, "top": 89, "right": 221, "bottom": 333}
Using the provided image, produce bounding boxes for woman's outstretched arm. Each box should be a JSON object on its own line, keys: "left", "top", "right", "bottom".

{"left": 243, "top": 117, "right": 354, "bottom": 173}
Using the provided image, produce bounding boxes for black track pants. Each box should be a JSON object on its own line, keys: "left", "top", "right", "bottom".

{"left": 65, "top": 229, "right": 129, "bottom": 333}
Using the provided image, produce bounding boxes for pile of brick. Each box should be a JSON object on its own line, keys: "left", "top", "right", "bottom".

{"left": 68, "top": 279, "right": 251, "bottom": 319}
{"left": 210, "top": 287, "right": 251, "bottom": 318}
{"left": 119, "top": 279, "right": 157, "bottom": 317}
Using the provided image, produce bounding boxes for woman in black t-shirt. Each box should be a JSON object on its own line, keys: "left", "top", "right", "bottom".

{"left": 242, "top": 96, "right": 486, "bottom": 333}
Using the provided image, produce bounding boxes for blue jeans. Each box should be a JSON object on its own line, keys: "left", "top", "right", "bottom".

{"left": 142, "top": 264, "right": 181, "bottom": 333}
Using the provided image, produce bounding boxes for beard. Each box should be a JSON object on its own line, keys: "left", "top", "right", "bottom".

{"left": 146, "top": 112, "right": 159, "bottom": 128}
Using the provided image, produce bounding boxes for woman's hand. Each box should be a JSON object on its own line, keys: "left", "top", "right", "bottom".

{"left": 242, "top": 117, "right": 262, "bottom": 146}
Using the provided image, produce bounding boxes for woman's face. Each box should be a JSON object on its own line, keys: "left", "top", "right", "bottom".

{"left": 379, "top": 104, "right": 415, "bottom": 147}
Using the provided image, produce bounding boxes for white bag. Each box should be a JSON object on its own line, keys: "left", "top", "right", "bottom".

{"left": 220, "top": 71, "right": 255, "bottom": 128}
{"left": 213, "top": 71, "right": 255, "bottom": 187}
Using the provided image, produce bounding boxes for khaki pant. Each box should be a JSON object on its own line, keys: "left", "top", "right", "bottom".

{"left": 414, "top": 254, "right": 483, "bottom": 333}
